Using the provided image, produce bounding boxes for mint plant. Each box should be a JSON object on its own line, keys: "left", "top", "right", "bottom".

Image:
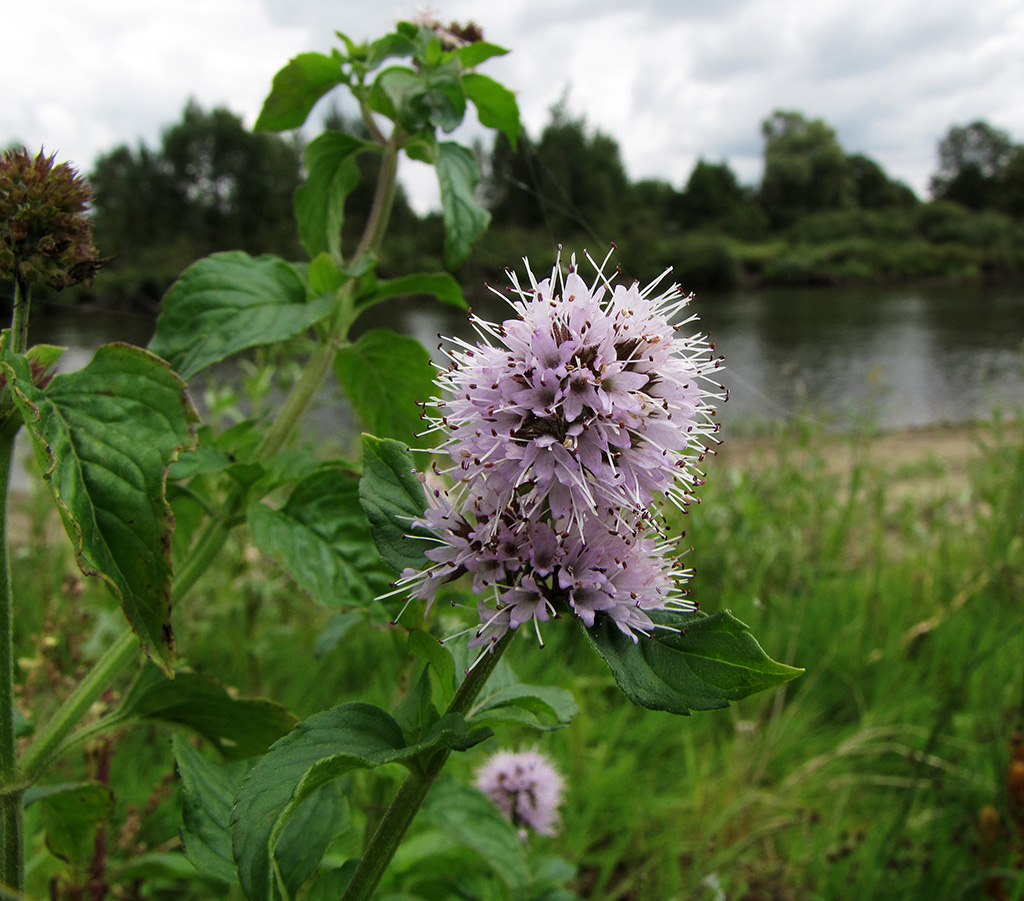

{"left": 0, "top": 18, "right": 798, "bottom": 899}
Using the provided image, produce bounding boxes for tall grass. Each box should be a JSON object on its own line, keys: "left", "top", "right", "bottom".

{"left": 10, "top": 413, "right": 1024, "bottom": 899}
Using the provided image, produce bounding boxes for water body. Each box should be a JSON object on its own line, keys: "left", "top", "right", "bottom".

{"left": 29, "top": 281, "right": 1024, "bottom": 437}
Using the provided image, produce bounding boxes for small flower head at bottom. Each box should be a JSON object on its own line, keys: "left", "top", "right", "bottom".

{"left": 475, "top": 748, "right": 565, "bottom": 837}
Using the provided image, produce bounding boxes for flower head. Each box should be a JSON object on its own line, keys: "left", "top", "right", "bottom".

{"left": 475, "top": 748, "right": 564, "bottom": 837}
{"left": 0, "top": 147, "right": 105, "bottom": 289}
{"left": 429, "top": 247, "right": 722, "bottom": 535}
{"left": 395, "top": 247, "right": 722, "bottom": 653}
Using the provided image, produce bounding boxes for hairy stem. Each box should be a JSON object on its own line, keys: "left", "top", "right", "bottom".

{"left": 0, "top": 417, "right": 23, "bottom": 893}
{"left": 9, "top": 278, "right": 30, "bottom": 356}
{"left": 340, "top": 634, "right": 513, "bottom": 901}
{"left": 353, "top": 133, "right": 400, "bottom": 264}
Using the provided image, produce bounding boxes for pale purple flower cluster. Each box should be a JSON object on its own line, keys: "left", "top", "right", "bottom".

{"left": 396, "top": 248, "right": 723, "bottom": 650}
{"left": 475, "top": 748, "right": 564, "bottom": 837}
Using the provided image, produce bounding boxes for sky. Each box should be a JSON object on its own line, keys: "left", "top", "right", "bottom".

{"left": 6, "top": 0, "right": 1024, "bottom": 214}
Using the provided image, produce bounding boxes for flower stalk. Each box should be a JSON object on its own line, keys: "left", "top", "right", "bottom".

{"left": 0, "top": 416, "right": 24, "bottom": 894}
{"left": 341, "top": 633, "right": 513, "bottom": 901}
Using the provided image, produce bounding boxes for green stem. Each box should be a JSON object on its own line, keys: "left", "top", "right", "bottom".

{"left": 254, "top": 337, "right": 339, "bottom": 461}
{"left": 340, "top": 634, "right": 513, "bottom": 901}
{"left": 10, "top": 278, "right": 30, "bottom": 356}
{"left": 352, "top": 134, "right": 400, "bottom": 264}
{"left": 18, "top": 629, "right": 137, "bottom": 785}
{"left": 0, "top": 416, "right": 23, "bottom": 892}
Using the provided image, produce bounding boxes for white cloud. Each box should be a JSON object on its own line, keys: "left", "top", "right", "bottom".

{"left": 5, "top": 0, "right": 1024, "bottom": 212}
{"left": 4, "top": 0, "right": 309, "bottom": 168}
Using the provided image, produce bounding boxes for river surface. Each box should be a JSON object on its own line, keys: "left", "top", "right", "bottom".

{"left": 29, "top": 280, "right": 1024, "bottom": 436}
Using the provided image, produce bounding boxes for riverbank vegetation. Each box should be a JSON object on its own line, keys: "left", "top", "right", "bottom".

{"left": 11, "top": 103, "right": 1024, "bottom": 311}
{"left": 9, "top": 413, "right": 1023, "bottom": 898}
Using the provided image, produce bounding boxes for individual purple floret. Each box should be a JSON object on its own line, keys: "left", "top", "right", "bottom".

{"left": 475, "top": 748, "right": 565, "bottom": 837}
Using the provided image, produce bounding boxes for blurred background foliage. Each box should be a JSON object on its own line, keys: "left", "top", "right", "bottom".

{"left": 9, "top": 103, "right": 1024, "bottom": 312}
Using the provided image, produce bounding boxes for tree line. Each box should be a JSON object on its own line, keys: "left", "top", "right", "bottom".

{"left": 24, "top": 100, "right": 1024, "bottom": 306}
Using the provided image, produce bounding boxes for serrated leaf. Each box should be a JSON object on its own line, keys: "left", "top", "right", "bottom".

{"left": 420, "top": 778, "right": 528, "bottom": 894}
{"left": 1, "top": 345, "right": 197, "bottom": 668}
{"left": 436, "top": 142, "right": 491, "bottom": 269}
{"left": 355, "top": 271, "right": 466, "bottom": 310}
{"left": 116, "top": 660, "right": 297, "bottom": 758}
{"left": 175, "top": 736, "right": 246, "bottom": 884}
{"left": 149, "top": 252, "right": 333, "bottom": 380}
{"left": 359, "top": 435, "right": 430, "bottom": 574}
{"left": 584, "top": 609, "right": 802, "bottom": 715}
{"left": 255, "top": 52, "right": 345, "bottom": 131}
{"left": 334, "top": 329, "right": 435, "bottom": 453}
{"left": 463, "top": 73, "right": 521, "bottom": 149}
{"left": 231, "top": 703, "right": 475, "bottom": 901}
{"left": 296, "top": 132, "right": 370, "bottom": 262}
{"left": 249, "top": 467, "right": 394, "bottom": 608}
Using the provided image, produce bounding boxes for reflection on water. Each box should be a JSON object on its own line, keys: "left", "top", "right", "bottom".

{"left": 30, "top": 281, "right": 1024, "bottom": 437}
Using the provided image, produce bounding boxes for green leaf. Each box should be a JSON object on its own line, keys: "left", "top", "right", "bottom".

{"left": 2, "top": 345, "right": 198, "bottom": 669}
{"left": 249, "top": 467, "right": 394, "bottom": 608}
{"left": 314, "top": 611, "right": 363, "bottom": 658}
{"left": 469, "top": 682, "right": 577, "bottom": 732}
{"left": 370, "top": 66, "right": 429, "bottom": 131}
{"left": 304, "top": 863, "right": 357, "bottom": 901}
{"left": 583, "top": 609, "right": 803, "bottom": 715}
{"left": 231, "top": 703, "right": 475, "bottom": 901}
{"left": 463, "top": 73, "right": 521, "bottom": 149}
{"left": 273, "top": 783, "right": 350, "bottom": 897}
{"left": 454, "top": 42, "right": 509, "bottom": 69}
{"left": 296, "top": 132, "right": 370, "bottom": 262}
{"left": 420, "top": 778, "right": 528, "bottom": 894}
{"left": 334, "top": 329, "right": 435, "bottom": 453}
{"left": 308, "top": 252, "right": 346, "bottom": 296}
{"left": 355, "top": 271, "right": 466, "bottom": 310}
{"left": 457, "top": 652, "right": 577, "bottom": 731}
{"left": 175, "top": 735, "right": 246, "bottom": 884}
{"left": 359, "top": 435, "right": 430, "bottom": 574}
{"left": 424, "top": 60, "right": 466, "bottom": 133}
{"left": 149, "top": 252, "right": 333, "bottom": 380}
{"left": 255, "top": 52, "right": 345, "bottom": 131}
{"left": 436, "top": 142, "right": 491, "bottom": 268}
{"left": 34, "top": 782, "right": 114, "bottom": 866}
{"left": 408, "top": 630, "right": 456, "bottom": 709}
{"left": 365, "top": 31, "right": 417, "bottom": 69}
{"left": 116, "top": 660, "right": 297, "bottom": 758}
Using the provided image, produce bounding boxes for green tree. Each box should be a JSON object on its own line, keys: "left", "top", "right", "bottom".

{"left": 486, "top": 100, "right": 629, "bottom": 238}
{"left": 847, "top": 153, "right": 917, "bottom": 209}
{"left": 930, "top": 120, "right": 1015, "bottom": 209}
{"left": 758, "top": 110, "right": 855, "bottom": 229}
{"left": 90, "top": 100, "right": 305, "bottom": 281}
{"left": 670, "top": 158, "right": 746, "bottom": 229}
